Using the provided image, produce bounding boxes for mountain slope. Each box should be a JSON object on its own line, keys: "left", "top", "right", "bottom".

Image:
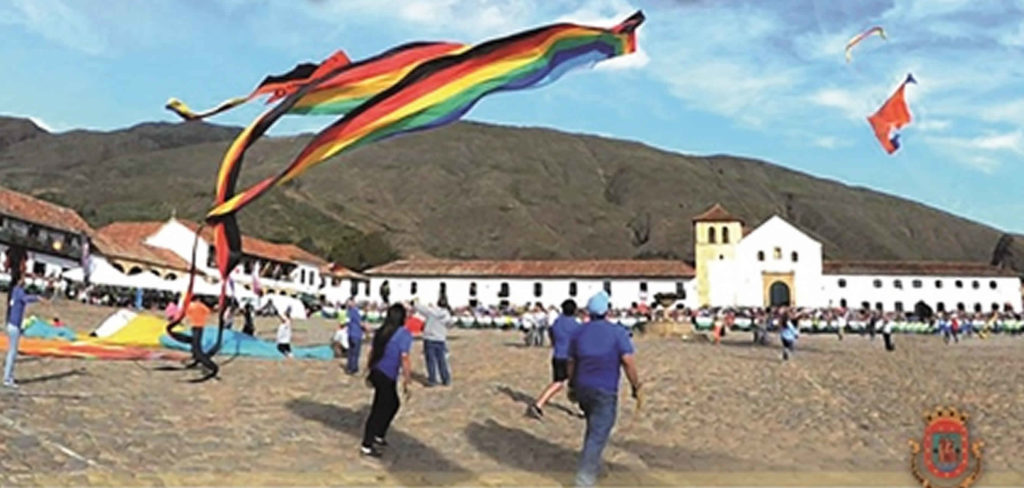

{"left": 0, "top": 116, "right": 1015, "bottom": 272}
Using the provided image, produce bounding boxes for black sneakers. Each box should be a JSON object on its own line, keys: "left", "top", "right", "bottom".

{"left": 360, "top": 445, "right": 383, "bottom": 458}
{"left": 373, "top": 436, "right": 388, "bottom": 448}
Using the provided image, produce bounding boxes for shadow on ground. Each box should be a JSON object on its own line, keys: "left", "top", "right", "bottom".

{"left": 495, "top": 385, "right": 580, "bottom": 418}
{"left": 286, "top": 397, "right": 474, "bottom": 484}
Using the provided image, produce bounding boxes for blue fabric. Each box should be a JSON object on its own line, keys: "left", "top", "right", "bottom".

{"left": 569, "top": 319, "right": 634, "bottom": 394}
{"left": 6, "top": 286, "right": 39, "bottom": 329}
{"left": 347, "top": 307, "right": 363, "bottom": 340}
{"left": 347, "top": 336, "right": 362, "bottom": 373}
{"left": 4, "top": 323, "right": 20, "bottom": 383}
{"left": 550, "top": 315, "right": 581, "bottom": 359}
{"left": 373, "top": 327, "right": 413, "bottom": 381}
{"left": 22, "top": 318, "right": 78, "bottom": 341}
{"left": 424, "top": 339, "right": 451, "bottom": 385}
{"left": 575, "top": 386, "right": 618, "bottom": 487}
{"left": 781, "top": 323, "right": 800, "bottom": 342}
{"left": 586, "top": 291, "right": 609, "bottom": 316}
{"left": 159, "top": 327, "right": 334, "bottom": 360}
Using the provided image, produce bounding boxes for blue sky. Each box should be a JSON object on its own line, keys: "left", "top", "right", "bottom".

{"left": 1, "top": 0, "right": 1022, "bottom": 232}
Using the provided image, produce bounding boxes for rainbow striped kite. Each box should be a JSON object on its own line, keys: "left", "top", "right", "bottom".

{"left": 207, "top": 11, "right": 645, "bottom": 222}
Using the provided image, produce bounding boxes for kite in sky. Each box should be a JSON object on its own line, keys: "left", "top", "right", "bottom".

{"left": 165, "top": 11, "right": 646, "bottom": 379}
{"left": 845, "top": 26, "right": 886, "bottom": 63}
{"left": 867, "top": 73, "right": 915, "bottom": 154}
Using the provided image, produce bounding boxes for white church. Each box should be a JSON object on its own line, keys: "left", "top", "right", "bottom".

{"left": 364, "top": 204, "right": 1022, "bottom": 314}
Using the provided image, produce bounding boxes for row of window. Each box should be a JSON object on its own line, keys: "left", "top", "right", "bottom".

{"left": 393, "top": 281, "right": 688, "bottom": 299}
{"left": 837, "top": 278, "right": 999, "bottom": 290}
{"left": 707, "top": 226, "right": 731, "bottom": 244}
{"left": 836, "top": 298, "right": 1009, "bottom": 313}
{"left": 756, "top": 248, "right": 797, "bottom": 263}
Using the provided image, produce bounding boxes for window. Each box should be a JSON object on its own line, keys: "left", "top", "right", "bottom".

{"left": 533, "top": 282, "right": 542, "bottom": 298}
{"left": 722, "top": 226, "right": 730, "bottom": 244}
{"left": 894, "top": 279, "right": 903, "bottom": 289}
{"left": 839, "top": 299, "right": 847, "bottom": 308}
{"left": 937, "top": 303, "right": 946, "bottom": 313}
{"left": 873, "top": 279, "right": 882, "bottom": 288}
{"left": 838, "top": 278, "right": 847, "bottom": 288}
{"left": 300, "top": 269, "right": 306, "bottom": 284}
{"left": 895, "top": 301, "right": 904, "bottom": 312}
{"left": 350, "top": 280, "right": 358, "bottom": 297}
{"left": 411, "top": 281, "right": 418, "bottom": 295}
{"left": 992, "top": 303, "right": 1000, "bottom": 311}
{"left": 757, "top": 251, "right": 765, "bottom": 261}
{"left": 364, "top": 281, "right": 370, "bottom": 296}
{"left": 791, "top": 251, "right": 798, "bottom": 263}
{"left": 440, "top": 282, "right": 447, "bottom": 298}
{"left": 639, "top": 282, "right": 648, "bottom": 292}
{"left": 568, "top": 282, "right": 578, "bottom": 297}
{"left": 973, "top": 303, "right": 982, "bottom": 313}
{"left": 773, "top": 247, "right": 782, "bottom": 260}
{"left": 971, "top": 280, "right": 979, "bottom": 289}
{"left": 957, "top": 303, "right": 965, "bottom": 312}
{"left": 499, "top": 282, "right": 509, "bottom": 297}
{"left": 860, "top": 301, "right": 870, "bottom": 310}
{"left": 989, "top": 280, "right": 997, "bottom": 290}
{"left": 469, "top": 282, "right": 477, "bottom": 297}
{"left": 33, "top": 262, "right": 46, "bottom": 275}
{"left": 935, "top": 280, "right": 943, "bottom": 289}
{"left": 675, "top": 281, "right": 685, "bottom": 297}
{"left": 708, "top": 227, "right": 716, "bottom": 244}
{"left": 912, "top": 280, "right": 922, "bottom": 289}
{"left": 718, "top": 254, "right": 724, "bottom": 260}
{"left": 875, "top": 302, "right": 883, "bottom": 311}
{"left": 603, "top": 281, "right": 612, "bottom": 295}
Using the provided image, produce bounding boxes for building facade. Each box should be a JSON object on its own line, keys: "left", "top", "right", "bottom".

{"left": 0, "top": 187, "right": 93, "bottom": 280}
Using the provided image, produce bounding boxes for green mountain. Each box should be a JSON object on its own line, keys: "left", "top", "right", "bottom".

{"left": 0, "top": 116, "right": 1020, "bottom": 274}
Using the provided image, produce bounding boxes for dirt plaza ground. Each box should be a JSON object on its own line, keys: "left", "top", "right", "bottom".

{"left": 1, "top": 301, "right": 1023, "bottom": 486}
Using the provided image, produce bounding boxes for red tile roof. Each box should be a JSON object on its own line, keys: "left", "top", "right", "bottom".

{"left": 322, "top": 263, "right": 365, "bottom": 280}
{"left": 823, "top": 260, "right": 1019, "bottom": 277}
{"left": 93, "top": 222, "right": 191, "bottom": 272}
{"left": 366, "top": 259, "right": 695, "bottom": 278}
{"left": 0, "top": 187, "right": 92, "bottom": 234}
{"left": 692, "top": 203, "right": 742, "bottom": 224}
{"left": 177, "top": 220, "right": 327, "bottom": 265}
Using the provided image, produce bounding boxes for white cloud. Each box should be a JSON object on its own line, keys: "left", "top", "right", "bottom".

{"left": 915, "top": 119, "right": 952, "bottom": 132}
{"left": 5, "top": 0, "right": 108, "bottom": 55}
{"left": 808, "top": 88, "right": 874, "bottom": 121}
{"left": 925, "top": 130, "right": 1024, "bottom": 172}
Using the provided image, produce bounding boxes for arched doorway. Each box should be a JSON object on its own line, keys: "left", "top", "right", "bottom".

{"left": 769, "top": 281, "right": 791, "bottom": 307}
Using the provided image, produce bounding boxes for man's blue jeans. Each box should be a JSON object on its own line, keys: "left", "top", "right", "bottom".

{"left": 347, "top": 336, "right": 362, "bottom": 373}
{"left": 423, "top": 339, "right": 450, "bottom": 385}
{"left": 575, "top": 386, "right": 618, "bottom": 487}
{"left": 4, "top": 324, "right": 21, "bottom": 384}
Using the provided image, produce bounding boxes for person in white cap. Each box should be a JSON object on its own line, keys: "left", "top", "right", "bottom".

{"left": 568, "top": 291, "right": 642, "bottom": 487}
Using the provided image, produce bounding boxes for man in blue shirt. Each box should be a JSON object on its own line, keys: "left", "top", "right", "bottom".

{"left": 346, "top": 298, "right": 366, "bottom": 374}
{"left": 5, "top": 274, "right": 43, "bottom": 388}
{"left": 568, "top": 291, "right": 642, "bottom": 487}
{"left": 527, "top": 299, "right": 581, "bottom": 419}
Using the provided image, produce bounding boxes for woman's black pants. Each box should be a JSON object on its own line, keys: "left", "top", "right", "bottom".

{"left": 362, "top": 369, "right": 400, "bottom": 447}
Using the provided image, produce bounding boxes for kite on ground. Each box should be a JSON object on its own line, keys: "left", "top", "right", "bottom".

{"left": 845, "top": 26, "right": 886, "bottom": 63}
{"left": 867, "top": 73, "right": 915, "bottom": 154}
{"left": 165, "top": 11, "right": 646, "bottom": 380}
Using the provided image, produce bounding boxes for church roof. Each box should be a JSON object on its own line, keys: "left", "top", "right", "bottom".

{"left": 692, "top": 203, "right": 743, "bottom": 224}
{"left": 366, "top": 259, "right": 695, "bottom": 278}
{"left": 823, "top": 260, "right": 1018, "bottom": 277}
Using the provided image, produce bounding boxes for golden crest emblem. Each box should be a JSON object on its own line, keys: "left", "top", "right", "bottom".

{"left": 908, "top": 406, "right": 983, "bottom": 488}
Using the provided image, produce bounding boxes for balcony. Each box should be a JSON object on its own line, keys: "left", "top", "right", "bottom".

{"left": 0, "top": 226, "right": 84, "bottom": 261}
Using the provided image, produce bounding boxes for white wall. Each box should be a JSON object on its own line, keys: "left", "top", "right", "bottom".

{"left": 822, "top": 274, "right": 1021, "bottom": 313}
{"left": 365, "top": 276, "right": 695, "bottom": 309}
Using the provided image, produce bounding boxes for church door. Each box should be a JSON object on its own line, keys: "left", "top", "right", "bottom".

{"left": 769, "top": 281, "right": 791, "bottom": 307}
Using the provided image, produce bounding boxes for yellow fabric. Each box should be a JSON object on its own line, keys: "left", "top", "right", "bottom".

{"left": 92, "top": 314, "right": 171, "bottom": 347}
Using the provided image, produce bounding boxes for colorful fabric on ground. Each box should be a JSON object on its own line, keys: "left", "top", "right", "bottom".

{"left": 205, "top": 11, "right": 645, "bottom": 222}
{"left": 93, "top": 314, "right": 170, "bottom": 348}
{"left": 93, "top": 309, "right": 138, "bottom": 338}
{"left": 845, "top": 26, "right": 886, "bottom": 63}
{"left": 0, "top": 335, "right": 188, "bottom": 361}
{"left": 868, "top": 73, "right": 915, "bottom": 154}
{"left": 22, "top": 317, "right": 78, "bottom": 341}
{"left": 159, "top": 327, "right": 334, "bottom": 360}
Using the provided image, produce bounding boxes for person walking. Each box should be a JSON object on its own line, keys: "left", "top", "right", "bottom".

{"left": 415, "top": 298, "right": 453, "bottom": 386}
{"left": 360, "top": 304, "right": 413, "bottom": 458}
{"left": 241, "top": 303, "right": 255, "bottom": 336}
{"left": 881, "top": 313, "right": 895, "bottom": 351}
{"left": 346, "top": 298, "right": 366, "bottom": 374}
{"left": 569, "top": 291, "right": 642, "bottom": 487}
{"left": 276, "top": 307, "right": 293, "bottom": 358}
{"left": 4, "top": 274, "right": 43, "bottom": 388}
{"left": 527, "top": 299, "right": 582, "bottom": 419}
{"left": 780, "top": 314, "right": 799, "bottom": 361}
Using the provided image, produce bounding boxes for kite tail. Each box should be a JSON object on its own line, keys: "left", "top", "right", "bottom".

{"left": 165, "top": 96, "right": 252, "bottom": 121}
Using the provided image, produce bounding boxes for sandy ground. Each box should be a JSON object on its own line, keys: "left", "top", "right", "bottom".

{"left": 0, "top": 300, "right": 1023, "bottom": 487}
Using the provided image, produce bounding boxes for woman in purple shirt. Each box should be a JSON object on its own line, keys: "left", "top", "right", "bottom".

{"left": 5, "top": 274, "right": 42, "bottom": 388}
{"left": 360, "top": 303, "right": 413, "bottom": 458}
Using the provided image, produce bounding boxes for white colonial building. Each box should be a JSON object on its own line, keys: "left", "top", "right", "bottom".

{"left": 364, "top": 203, "right": 1022, "bottom": 313}
{"left": 0, "top": 187, "right": 93, "bottom": 281}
